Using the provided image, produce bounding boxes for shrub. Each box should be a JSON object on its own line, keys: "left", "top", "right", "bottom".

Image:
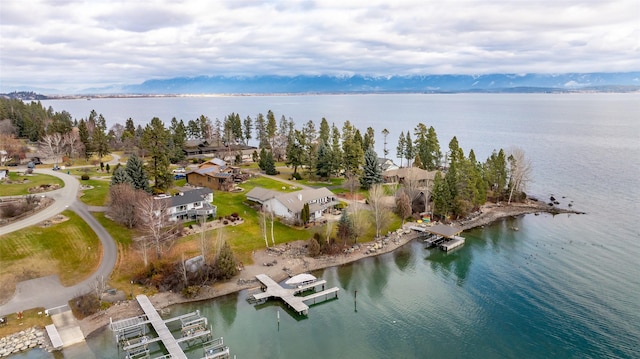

{"left": 291, "top": 172, "right": 302, "bottom": 181}
{"left": 307, "top": 238, "right": 321, "bottom": 257}
{"left": 182, "top": 286, "right": 201, "bottom": 299}
{"left": 70, "top": 292, "right": 100, "bottom": 319}
{"left": 81, "top": 174, "right": 90, "bottom": 180}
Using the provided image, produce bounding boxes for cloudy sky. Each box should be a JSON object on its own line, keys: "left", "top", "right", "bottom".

{"left": 1, "top": 0, "right": 638, "bottom": 92}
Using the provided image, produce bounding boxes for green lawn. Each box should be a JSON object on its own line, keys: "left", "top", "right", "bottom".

{"left": 93, "top": 212, "right": 133, "bottom": 246}
{"left": 0, "top": 210, "right": 101, "bottom": 286}
{"left": 0, "top": 172, "right": 65, "bottom": 196}
{"left": 79, "top": 179, "right": 110, "bottom": 206}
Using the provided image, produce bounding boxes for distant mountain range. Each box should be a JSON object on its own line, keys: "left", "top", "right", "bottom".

{"left": 4, "top": 72, "right": 640, "bottom": 98}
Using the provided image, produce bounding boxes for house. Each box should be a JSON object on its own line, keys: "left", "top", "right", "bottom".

{"left": 377, "top": 158, "right": 399, "bottom": 172}
{"left": 183, "top": 139, "right": 257, "bottom": 162}
{"left": 155, "top": 187, "right": 216, "bottom": 221}
{"left": 186, "top": 158, "right": 245, "bottom": 192}
{"left": 382, "top": 167, "right": 437, "bottom": 187}
{"left": 246, "top": 187, "right": 337, "bottom": 222}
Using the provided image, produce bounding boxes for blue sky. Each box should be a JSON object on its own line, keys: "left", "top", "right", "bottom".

{"left": 1, "top": 0, "right": 638, "bottom": 92}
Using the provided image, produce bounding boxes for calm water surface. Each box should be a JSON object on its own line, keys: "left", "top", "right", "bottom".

{"left": 23, "top": 94, "right": 639, "bottom": 358}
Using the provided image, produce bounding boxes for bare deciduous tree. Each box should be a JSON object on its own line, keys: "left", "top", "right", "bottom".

{"left": 63, "top": 129, "right": 83, "bottom": 160}
{"left": 396, "top": 190, "right": 412, "bottom": 225}
{"left": 137, "top": 195, "right": 181, "bottom": 263}
{"left": 107, "top": 183, "right": 147, "bottom": 228}
{"left": 507, "top": 147, "right": 532, "bottom": 204}
{"left": 39, "top": 133, "right": 65, "bottom": 164}
{"left": 368, "top": 184, "right": 392, "bottom": 238}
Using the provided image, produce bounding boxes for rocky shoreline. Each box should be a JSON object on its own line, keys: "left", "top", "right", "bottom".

{"left": 3, "top": 199, "right": 582, "bottom": 348}
{"left": 0, "top": 327, "right": 50, "bottom": 357}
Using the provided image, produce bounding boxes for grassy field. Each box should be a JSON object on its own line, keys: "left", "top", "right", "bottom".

{"left": 0, "top": 308, "right": 52, "bottom": 338}
{"left": 0, "top": 210, "right": 101, "bottom": 303}
{"left": 0, "top": 172, "right": 65, "bottom": 196}
{"left": 78, "top": 179, "right": 110, "bottom": 206}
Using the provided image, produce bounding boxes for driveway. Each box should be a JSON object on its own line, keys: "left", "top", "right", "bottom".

{"left": 0, "top": 169, "right": 118, "bottom": 317}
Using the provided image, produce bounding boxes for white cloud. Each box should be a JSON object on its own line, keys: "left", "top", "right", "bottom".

{"left": 0, "top": 0, "right": 638, "bottom": 91}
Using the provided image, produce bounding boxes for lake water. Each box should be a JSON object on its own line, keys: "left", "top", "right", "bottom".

{"left": 20, "top": 93, "right": 640, "bottom": 358}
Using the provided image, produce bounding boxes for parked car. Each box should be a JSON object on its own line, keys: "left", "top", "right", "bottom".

{"left": 52, "top": 165, "right": 60, "bottom": 171}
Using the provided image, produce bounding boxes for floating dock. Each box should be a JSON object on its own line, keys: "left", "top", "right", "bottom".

{"left": 252, "top": 274, "right": 339, "bottom": 315}
{"left": 439, "top": 236, "right": 466, "bottom": 251}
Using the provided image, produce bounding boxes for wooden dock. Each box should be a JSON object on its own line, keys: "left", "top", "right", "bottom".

{"left": 136, "top": 294, "right": 188, "bottom": 359}
{"left": 252, "top": 274, "right": 339, "bottom": 315}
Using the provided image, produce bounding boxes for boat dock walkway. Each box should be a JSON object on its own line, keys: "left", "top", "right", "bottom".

{"left": 110, "top": 295, "right": 227, "bottom": 359}
{"left": 137, "top": 294, "right": 188, "bottom": 359}
{"left": 440, "top": 236, "right": 465, "bottom": 251}
{"left": 252, "top": 274, "right": 339, "bottom": 315}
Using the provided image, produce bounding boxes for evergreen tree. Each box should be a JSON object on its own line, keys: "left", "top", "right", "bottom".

{"left": 255, "top": 113, "right": 268, "bottom": 148}
{"left": 425, "top": 126, "right": 442, "bottom": 170}
{"left": 404, "top": 132, "right": 414, "bottom": 167}
{"left": 315, "top": 141, "right": 332, "bottom": 179}
{"left": 318, "top": 117, "right": 330, "bottom": 144}
{"left": 285, "top": 129, "right": 305, "bottom": 175}
{"left": 78, "top": 119, "right": 93, "bottom": 160}
{"left": 92, "top": 114, "right": 110, "bottom": 160}
{"left": 363, "top": 126, "right": 375, "bottom": 151}
{"left": 111, "top": 165, "right": 132, "bottom": 185}
{"left": 381, "top": 128, "right": 390, "bottom": 159}
{"left": 125, "top": 153, "right": 151, "bottom": 193}
{"left": 360, "top": 147, "right": 383, "bottom": 189}
{"left": 168, "top": 118, "right": 187, "bottom": 163}
{"left": 301, "top": 203, "right": 310, "bottom": 224}
{"left": 396, "top": 131, "right": 406, "bottom": 167}
{"left": 337, "top": 210, "right": 354, "bottom": 244}
{"left": 266, "top": 110, "right": 277, "bottom": 148}
{"left": 330, "top": 124, "right": 343, "bottom": 176}
{"left": 263, "top": 150, "right": 277, "bottom": 175}
{"left": 214, "top": 241, "right": 238, "bottom": 280}
{"left": 142, "top": 117, "right": 172, "bottom": 190}
{"left": 243, "top": 115, "right": 253, "bottom": 145}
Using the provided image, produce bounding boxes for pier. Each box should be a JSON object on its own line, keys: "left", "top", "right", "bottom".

{"left": 109, "top": 295, "right": 229, "bottom": 359}
{"left": 251, "top": 274, "right": 339, "bottom": 315}
{"left": 410, "top": 223, "right": 466, "bottom": 251}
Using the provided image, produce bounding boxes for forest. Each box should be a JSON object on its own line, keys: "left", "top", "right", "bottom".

{"left": 0, "top": 98, "right": 530, "bottom": 220}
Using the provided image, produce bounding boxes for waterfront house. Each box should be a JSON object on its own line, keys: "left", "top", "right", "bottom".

{"left": 246, "top": 187, "right": 337, "bottom": 222}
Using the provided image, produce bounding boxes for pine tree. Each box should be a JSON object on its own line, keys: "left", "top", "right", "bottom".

{"left": 92, "top": 114, "right": 110, "bottom": 160}
{"left": 125, "top": 153, "right": 151, "bottom": 193}
{"left": 78, "top": 119, "right": 93, "bottom": 160}
{"left": 316, "top": 141, "right": 332, "bottom": 179}
{"left": 360, "top": 147, "right": 383, "bottom": 189}
{"left": 396, "top": 131, "right": 405, "bottom": 167}
{"left": 214, "top": 241, "right": 238, "bottom": 280}
{"left": 337, "top": 210, "right": 354, "bottom": 244}
{"left": 111, "top": 165, "right": 132, "bottom": 185}
{"left": 142, "top": 117, "right": 172, "bottom": 190}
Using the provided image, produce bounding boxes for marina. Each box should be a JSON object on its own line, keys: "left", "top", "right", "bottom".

{"left": 251, "top": 274, "right": 340, "bottom": 315}
{"left": 109, "top": 295, "right": 229, "bottom": 359}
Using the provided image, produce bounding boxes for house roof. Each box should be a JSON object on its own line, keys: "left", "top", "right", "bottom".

{"left": 246, "top": 187, "right": 279, "bottom": 203}
{"left": 383, "top": 167, "right": 436, "bottom": 181}
{"left": 274, "top": 187, "right": 335, "bottom": 213}
{"left": 246, "top": 187, "right": 336, "bottom": 214}
{"left": 156, "top": 188, "right": 212, "bottom": 208}
{"left": 422, "top": 224, "right": 463, "bottom": 238}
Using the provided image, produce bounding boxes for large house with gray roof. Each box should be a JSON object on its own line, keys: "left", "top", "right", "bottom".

{"left": 155, "top": 187, "right": 216, "bottom": 221}
{"left": 246, "top": 187, "right": 337, "bottom": 222}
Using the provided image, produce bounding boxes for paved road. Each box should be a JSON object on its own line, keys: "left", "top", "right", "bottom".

{"left": 0, "top": 169, "right": 118, "bottom": 317}
{"left": 0, "top": 169, "right": 79, "bottom": 236}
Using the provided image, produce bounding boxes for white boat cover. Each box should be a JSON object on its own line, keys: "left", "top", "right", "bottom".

{"left": 285, "top": 273, "right": 317, "bottom": 286}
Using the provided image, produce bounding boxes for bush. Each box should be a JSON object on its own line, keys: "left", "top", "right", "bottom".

{"left": 70, "top": 292, "right": 100, "bottom": 319}
{"left": 307, "top": 238, "right": 321, "bottom": 257}
{"left": 81, "top": 174, "right": 90, "bottom": 180}
{"left": 291, "top": 172, "right": 302, "bottom": 181}
{"left": 182, "top": 285, "right": 201, "bottom": 299}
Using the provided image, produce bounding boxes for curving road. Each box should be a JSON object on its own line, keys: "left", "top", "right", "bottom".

{"left": 0, "top": 169, "right": 117, "bottom": 317}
